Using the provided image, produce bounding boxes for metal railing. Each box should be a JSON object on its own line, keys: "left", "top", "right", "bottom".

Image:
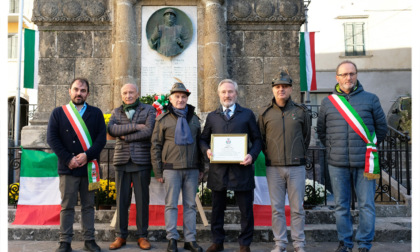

{"left": 376, "top": 126, "right": 411, "bottom": 201}
{"left": 8, "top": 128, "right": 411, "bottom": 208}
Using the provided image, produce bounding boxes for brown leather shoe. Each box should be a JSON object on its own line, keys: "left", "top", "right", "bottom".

{"left": 206, "top": 243, "right": 224, "bottom": 252}
{"left": 109, "top": 237, "right": 126, "bottom": 250}
{"left": 138, "top": 237, "right": 151, "bottom": 250}
{"left": 239, "top": 245, "right": 250, "bottom": 252}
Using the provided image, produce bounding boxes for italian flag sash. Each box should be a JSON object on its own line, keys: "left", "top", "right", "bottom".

{"left": 62, "top": 102, "right": 101, "bottom": 190}
{"left": 328, "top": 94, "right": 380, "bottom": 179}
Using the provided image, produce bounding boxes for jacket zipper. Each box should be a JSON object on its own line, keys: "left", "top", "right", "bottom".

{"left": 282, "top": 111, "right": 286, "bottom": 165}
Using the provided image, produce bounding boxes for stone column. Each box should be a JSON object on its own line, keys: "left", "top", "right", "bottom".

{"left": 202, "top": 0, "right": 227, "bottom": 111}
{"left": 112, "top": 0, "right": 137, "bottom": 108}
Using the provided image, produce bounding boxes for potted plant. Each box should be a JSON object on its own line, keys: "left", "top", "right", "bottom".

{"left": 304, "top": 179, "right": 330, "bottom": 208}
{"left": 96, "top": 179, "right": 116, "bottom": 209}
{"left": 8, "top": 182, "right": 19, "bottom": 207}
{"left": 103, "top": 113, "right": 115, "bottom": 140}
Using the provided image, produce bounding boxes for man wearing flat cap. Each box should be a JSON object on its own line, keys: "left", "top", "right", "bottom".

{"left": 258, "top": 71, "right": 312, "bottom": 252}
{"left": 151, "top": 81, "right": 204, "bottom": 252}
{"left": 149, "top": 8, "right": 189, "bottom": 57}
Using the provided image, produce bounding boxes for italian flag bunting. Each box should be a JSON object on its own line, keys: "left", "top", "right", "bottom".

{"left": 253, "top": 152, "right": 290, "bottom": 226}
{"left": 129, "top": 152, "right": 291, "bottom": 226}
{"left": 23, "top": 28, "right": 39, "bottom": 89}
{"left": 13, "top": 148, "right": 61, "bottom": 225}
{"left": 299, "top": 32, "right": 317, "bottom": 91}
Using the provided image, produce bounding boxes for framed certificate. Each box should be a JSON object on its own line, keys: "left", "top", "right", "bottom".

{"left": 210, "top": 134, "right": 248, "bottom": 163}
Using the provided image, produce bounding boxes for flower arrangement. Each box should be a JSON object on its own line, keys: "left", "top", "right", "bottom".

{"left": 139, "top": 93, "right": 170, "bottom": 117}
{"left": 304, "top": 179, "right": 330, "bottom": 205}
{"left": 96, "top": 180, "right": 117, "bottom": 205}
{"left": 9, "top": 182, "right": 19, "bottom": 205}
{"left": 198, "top": 182, "right": 212, "bottom": 206}
{"left": 103, "top": 113, "right": 111, "bottom": 129}
{"left": 198, "top": 182, "right": 236, "bottom": 206}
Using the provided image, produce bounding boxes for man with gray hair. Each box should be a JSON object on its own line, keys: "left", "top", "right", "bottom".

{"left": 200, "top": 79, "right": 262, "bottom": 252}
{"left": 108, "top": 83, "right": 156, "bottom": 250}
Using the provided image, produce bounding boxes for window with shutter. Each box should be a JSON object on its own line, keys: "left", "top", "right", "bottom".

{"left": 344, "top": 22, "right": 365, "bottom": 56}
{"left": 8, "top": 34, "right": 19, "bottom": 59}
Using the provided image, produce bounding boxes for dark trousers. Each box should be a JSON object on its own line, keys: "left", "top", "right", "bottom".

{"left": 211, "top": 190, "right": 254, "bottom": 246}
{"left": 59, "top": 175, "right": 95, "bottom": 243}
{"left": 115, "top": 165, "right": 151, "bottom": 239}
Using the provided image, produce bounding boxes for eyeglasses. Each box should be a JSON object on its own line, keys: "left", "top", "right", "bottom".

{"left": 337, "top": 72, "right": 357, "bottom": 78}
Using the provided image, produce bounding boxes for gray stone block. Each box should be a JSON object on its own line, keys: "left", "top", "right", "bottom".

{"left": 57, "top": 31, "right": 93, "bottom": 58}
{"left": 228, "top": 57, "right": 264, "bottom": 85}
{"left": 39, "top": 31, "right": 57, "bottom": 58}
{"left": 75, "top": 58, "right": 112, "bottom": 84}
{"left": 38, "top": 58, "right": 75, "bottom": 85}
{"left": 92, "top": 31, "right": 112, "bottom": 58}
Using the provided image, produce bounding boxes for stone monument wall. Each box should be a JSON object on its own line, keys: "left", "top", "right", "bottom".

{"left": 226, "top": 0, "right": 305, "bottom": 112}
{"left": 23, "top": 0, "right": 304, "bottom": 148}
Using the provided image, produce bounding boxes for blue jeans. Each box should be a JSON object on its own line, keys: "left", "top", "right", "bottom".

{"left": 163, "top": 169, "right": 199, "bottom": 242}
{"left": 266, "top": 166, "right": 306, "bottom": 249}
{"left": 328, "top": 165, "right": 376, "bottom": 250}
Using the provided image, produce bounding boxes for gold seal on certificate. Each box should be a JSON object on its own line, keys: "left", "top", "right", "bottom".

{"left": 210, "top": 134, "right": 248, "bottom": 163}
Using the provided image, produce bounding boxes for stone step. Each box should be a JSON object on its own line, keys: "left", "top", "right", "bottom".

{"left": 8, "top": 217, "right": 411, "bottom": 242}
{"left": 8, "top": 204, "right": 410, "bottom": 225}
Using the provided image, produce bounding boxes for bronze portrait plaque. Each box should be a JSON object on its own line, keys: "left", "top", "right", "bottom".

{"left": 146, "top": 7, "right": 193, "bottom": 57}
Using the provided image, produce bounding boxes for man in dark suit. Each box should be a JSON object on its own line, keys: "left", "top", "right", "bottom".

{"left": 47, "top": 78, "right": 106, "bottom": 252}
{"left": 199, "top": 79, "right": 262, "bottom": 252}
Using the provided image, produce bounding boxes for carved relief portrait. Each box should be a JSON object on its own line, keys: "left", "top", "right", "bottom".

{"left": 146, "top": 7, "right": 193, "bottom": 57}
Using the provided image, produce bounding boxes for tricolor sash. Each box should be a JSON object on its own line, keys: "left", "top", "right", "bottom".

{"left": 328, "top": 94, "right": 380, "bottom": 179}
{"left": 62, "top": 102, "right": 101, "bottom": 190}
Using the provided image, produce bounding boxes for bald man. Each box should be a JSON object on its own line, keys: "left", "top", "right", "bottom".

{"left": 108, "top": 84, "right": 156, "bottom": 250}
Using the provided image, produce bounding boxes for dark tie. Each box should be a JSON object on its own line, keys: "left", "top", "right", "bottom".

{"left": 225, "top": 108, "right": 231, "bottom": 120}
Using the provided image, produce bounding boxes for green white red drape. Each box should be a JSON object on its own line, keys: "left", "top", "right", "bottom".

{"left": 14, "top": 150, "right": 290, "bottom": 226}
{"left": 129, "top": 152, "right": 290, "bottom": 227}
{"left": 300, "top": 32, "right": 317, "bottom": 91}
{"left": 13, "top": 148, "right": 61, "bottom": 225}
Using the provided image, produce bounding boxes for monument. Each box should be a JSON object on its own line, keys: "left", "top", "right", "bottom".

{"left": 23, "top": 0, "right": 305, "bottom": 150}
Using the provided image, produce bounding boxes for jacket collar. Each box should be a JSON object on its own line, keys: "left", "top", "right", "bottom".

{"left": 216, "top": 103, "right": 243, "bottom": 114}
{"left": 119, "top": 101, "right": 144, "bottom": 113}
{"left": 270, "top": 97, "right": 294, "bottom": 110}
{"left": 334, "top": 80, "right": 364, "bottom": 96}
{"left": 168, "top": 103, "right": 196, "bottom": 122}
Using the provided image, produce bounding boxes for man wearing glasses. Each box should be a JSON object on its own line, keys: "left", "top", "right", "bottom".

{"left": 317, "top": 61, "right": 387, "bottom": 252}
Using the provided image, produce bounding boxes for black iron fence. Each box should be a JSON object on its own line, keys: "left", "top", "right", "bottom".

{"left": 8, "top": 126, "right": 411, "bottom": 208}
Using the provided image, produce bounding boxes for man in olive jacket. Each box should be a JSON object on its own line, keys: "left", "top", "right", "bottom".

{"left": 258, "top": 71, "right": 311, "bottom": 252}
{"left": 200, "top": 79, "right": 262, "bottom": 252}
{"left": 151, "top": 82, "right": 204, "bottom": 252}
{"left": 108, "top": 83, "right": 156, "bottom": 250}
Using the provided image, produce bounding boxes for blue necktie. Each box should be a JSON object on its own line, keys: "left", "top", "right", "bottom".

{"left": 225, "top": 108, "right": 231, "bottom": 120}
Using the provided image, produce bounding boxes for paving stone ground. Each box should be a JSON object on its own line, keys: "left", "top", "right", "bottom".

{"left": 7, "top": 241, "right": 411, "bottom": 252}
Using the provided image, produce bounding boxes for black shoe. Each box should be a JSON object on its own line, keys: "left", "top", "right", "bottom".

{"left": 335, "top": 241, "right": 352, "bottom": 252}
{"left": 358, "top": 248, "right": 369, "bottom": 252}
{"left": 184, "top": 241, "right": 203, "bottom": 252}
{"left": 167, "top": 239, "right": 178, "bottom": 252}
{"left": 84, "top": 240, "right": 101, "bottom": 252}
{"left": 56, "top": 242, "right": 72, "bottom": 252}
